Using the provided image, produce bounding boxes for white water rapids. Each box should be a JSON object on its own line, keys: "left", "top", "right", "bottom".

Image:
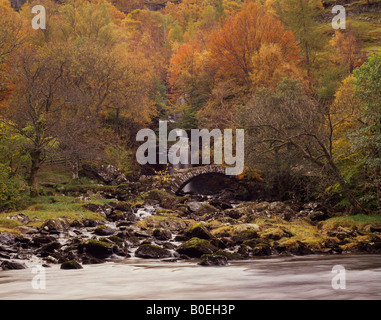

{"left": 0, "top": 254, "right": 380, "bottom": 300}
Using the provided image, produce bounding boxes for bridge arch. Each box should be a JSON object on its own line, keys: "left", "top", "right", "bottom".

{"left": 169, "top": 165, "right": 228, "bottom": 194}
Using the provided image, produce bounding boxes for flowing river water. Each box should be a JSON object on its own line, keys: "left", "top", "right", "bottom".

{"left": 0, "top": 254, "right": 380, "bottom": 299}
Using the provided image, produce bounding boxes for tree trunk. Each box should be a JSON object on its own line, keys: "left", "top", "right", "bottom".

{"left": 71, "top": 155, "right": 80, "bottom": 180}
{"left": 28, "top": 150, "right": 41, "bottom": 197}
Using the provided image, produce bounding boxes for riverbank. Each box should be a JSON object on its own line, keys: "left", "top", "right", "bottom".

{"left": 1, "top": 181, "right": 381, "bottom": 271}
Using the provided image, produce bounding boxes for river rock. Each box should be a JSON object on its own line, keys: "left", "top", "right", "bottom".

{"left": 32, "top": 235, "right": 57, "bottom": 247}
{"left": 194, "top": 203, "right": 218, "bottom": 216}
{"left": 78, "top": 240, "right": 113, "bottom": 259}
{"left": 309, "top": 211, "right": 329, "bottom": 221}
{"left": 198, "top": 254, "right": 228, "bottom": 266}
{"left": 39, "top": 218, "right": 69, "bottom": 234}
{"left": 186, "top": 201, "right": 204, "bottom": 212}
{"left": 177, "top": 237, "right": 218, "bottom": 258}
{"left": 94, "top": 225, "right": 116, "bottom": 236}
{"left": 39, "top": 241, "right": 62, "bottom": 254}
{"left": 224, "top": 208, "right": 246, "bottom": 220}
{"left": 0, "top": 260, "right": 27, "bottom": 270}
{"left": 143, "top": 189, "right": 178, "bottom": 209}
{"left": 60, "top": 260, "right": 83, "bottom": 269}
{"left": 6, "top": 213, "right": 30, "bottom": 225}
{"left": 0, "top": 232, "right": 16, "bottom": 246}
{"left": 268, "top": 201, "right": 286, "bottom": 213}
{"left": 135, "top": 244, "right": 171, "bottom": 259}
{"left": 152, "top": 228, "right": 172, "bottom": 241}
{"left": 183, "top": 223, "right": 213, "bottom": 240}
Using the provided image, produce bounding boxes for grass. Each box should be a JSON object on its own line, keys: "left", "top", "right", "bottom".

{"left": 0, "top": 195, "right": 108, "bottom": 230}
{"left": 321, "top": 214, "right": 381, "bottom": 231}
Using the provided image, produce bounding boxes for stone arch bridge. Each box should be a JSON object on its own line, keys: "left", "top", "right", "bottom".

{"left": 169, "top": 165, "right": 230, "bottom": 194}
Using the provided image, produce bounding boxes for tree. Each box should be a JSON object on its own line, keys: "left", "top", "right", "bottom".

{"left": 330, "top": 23, "right": 363, "bottom": 74}
{"left": 4, "top": 43, "right": 69, "bottom": 196}
{"left": 352, "top": 54, "right": 381, "bottom": 213}
{"left": 274, "top": 0, "right": 324, "bottom": 75}
{"left": 239, "top": 78, "right": 365, "bottom": 213}
{"left": 0, "top": 0, "right": 23, "bottom": 100}
{"left": 207, "top": 2, "right": 300, "bottom": 87}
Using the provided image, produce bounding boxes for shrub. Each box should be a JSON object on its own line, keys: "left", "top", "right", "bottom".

{"left": 0, "top": 164, "right": 30, "bottom": 210}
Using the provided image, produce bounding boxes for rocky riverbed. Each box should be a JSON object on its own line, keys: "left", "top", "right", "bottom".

{"left": 1, "top": 187, "right": 381, "bottom": 271}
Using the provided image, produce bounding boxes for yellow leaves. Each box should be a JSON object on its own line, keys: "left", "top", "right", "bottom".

{"left": 154, "top": 163, "right": 172, "bottom": 185}
{"left": 250, "top": 43, "right": 303, "bottom": 89}
{"left": 331, "top": 75, "right": 362, "bottom": 135}
{"left": 237, "top": 166, "right": 264, "bottom": 182}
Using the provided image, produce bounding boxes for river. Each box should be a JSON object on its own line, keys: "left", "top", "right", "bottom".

{"left": 0, "top": 254, "right": 380, "bottom": 300}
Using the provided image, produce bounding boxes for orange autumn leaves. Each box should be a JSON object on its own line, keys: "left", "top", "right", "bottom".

{"left": 168, "top": 2, "right": 302, "bottom": 102}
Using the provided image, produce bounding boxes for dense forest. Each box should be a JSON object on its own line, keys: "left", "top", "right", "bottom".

{"left": 0, "top": 0, "right": 380, "bottom": 216}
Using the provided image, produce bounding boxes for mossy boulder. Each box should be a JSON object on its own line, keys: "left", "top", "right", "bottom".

{"left": 78, "top": 240, "right": 113, "bottom": 259}
{"left": 135, "top": 244, "right": 171, "bottom": 259}
{"left": 177, "top": 237, "right": 218, "bottom": 258}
